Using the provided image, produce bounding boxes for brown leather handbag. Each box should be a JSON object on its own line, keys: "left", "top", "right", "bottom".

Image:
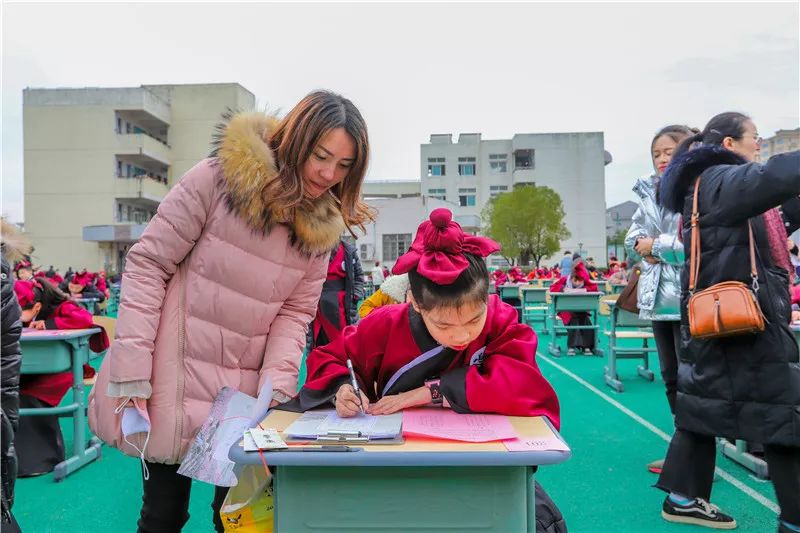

{"left": 687, "top": 177, "right": 766, "bottom": 339}
{"left": 615, "top": 265, "right": 641, "bottom": 314}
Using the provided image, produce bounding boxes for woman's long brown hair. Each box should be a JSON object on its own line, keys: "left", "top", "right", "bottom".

{"left": 268, "top": 90, "right": 375, "bottom": 233}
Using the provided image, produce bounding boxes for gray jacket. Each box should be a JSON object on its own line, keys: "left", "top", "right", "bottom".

{"left": 624, "top": 176, "right": 684, "bottom": 321}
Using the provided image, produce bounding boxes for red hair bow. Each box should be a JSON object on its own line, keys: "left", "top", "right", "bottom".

{"left": 392, "top": 208, "right": 500, "bottom": 284}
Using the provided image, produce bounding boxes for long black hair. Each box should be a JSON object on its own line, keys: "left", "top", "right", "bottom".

{"left": 408, "top": 253, "right": 489, "bottom": 312}
{"left": 658, "top": 112, "right": 752, "bottom": 213}
{"left": 21, "top": 278, "right": 69, "bottom": 319}
{"left": 670, "top": 112, "right": 751, "bottom": 162}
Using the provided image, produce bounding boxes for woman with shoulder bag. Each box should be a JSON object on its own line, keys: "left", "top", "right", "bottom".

{"left": 88, "top": 90, "right": 374, "bottom": 533}
{"left": 624, "top": 125, "right": 697, "bottom": 474}
{"left": 655, "top": 112, "right": 800, "bottom": 531}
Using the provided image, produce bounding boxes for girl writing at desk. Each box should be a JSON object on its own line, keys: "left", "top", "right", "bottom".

{"left": 283, "top": 208, "right": 560, "bottom": 427}
{"left": 13, "top": 278, "right": 108, "bottom": 476}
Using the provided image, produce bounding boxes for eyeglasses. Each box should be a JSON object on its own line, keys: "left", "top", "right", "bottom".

{"left": 744, "top": 133, "right": 763, "bottom": 144}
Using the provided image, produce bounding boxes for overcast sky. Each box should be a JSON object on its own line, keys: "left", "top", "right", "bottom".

{"left": 2, "top": 1, "right": 798, "bottom": 224}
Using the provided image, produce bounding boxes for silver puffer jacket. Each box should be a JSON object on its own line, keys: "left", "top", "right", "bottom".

{"left": 624, "top": 176, "right": 684, "bottom": 321}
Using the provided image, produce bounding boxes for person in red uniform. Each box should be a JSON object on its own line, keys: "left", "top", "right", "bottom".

{"left": 13, "top": 278, "right": 108, "bottom": 475}
{"left": 549, "top": 262, "right": 598, "bottom": 355}
{"left": 282, "top": 208, "right": 560, "bottom": 426}
{"left": 508, "top": 266, "right": 526, "bottom": 284}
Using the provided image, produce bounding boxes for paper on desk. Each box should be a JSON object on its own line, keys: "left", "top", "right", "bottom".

{"left": 503, "top": 437, "right": 570, "bottom": 452}
{"left": 402, "top": 408, "right": 518, "bottom": 442}
{"left": 285, "top": 409, "right": 402, "bottom": 439}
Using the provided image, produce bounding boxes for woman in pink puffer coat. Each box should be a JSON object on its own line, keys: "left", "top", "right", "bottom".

{"left": 89, "top": 90, "right": 373, "bottom": 533}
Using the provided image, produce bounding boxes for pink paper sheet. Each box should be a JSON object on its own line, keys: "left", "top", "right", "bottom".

{"left": 402, "top": 408, "right": 518, "bottom": 442}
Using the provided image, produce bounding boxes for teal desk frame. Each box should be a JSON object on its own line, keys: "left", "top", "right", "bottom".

{"left": 547, "top": 292, "right": 604, "bottom": 357}
{"left": 20, "top": 328, "right": 103, "bottom": 481}
{"left": 603, "top": 302, "right": 656, "bottom": 392}
{"left": 230, "top": 415, "right": 570, "bottom": 532}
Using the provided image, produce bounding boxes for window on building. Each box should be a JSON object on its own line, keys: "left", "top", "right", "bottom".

{"left": 383, "top": 233, "right": 413, "bottom": 262}
{"left": 427, "top": 188, "right": 446, "bottom": 200}
{"left": 116, "top": 159, "right": 123, "bottom": 177}
{"left": 117, "top": 202, "right": 123, "bottom": 222}
{"left": 514, "top": 149, "right": 534, "bottom": 169}
{"left": 458, "top": 187, "right": 477, "bottom": 207}
{"left": 489, "top": 185, "right": 508, "bottom": 198}
{"left": 489, "top": 153, "right": 508, "bottom": 173}
{"left": 458, "top": 157, "right": 476, "bottom": 176}
{"left": 116, "top": 117, "right": 123, "bottom": 134}
{"left": 427, "top": 157, "right": 446, "bottom": 177}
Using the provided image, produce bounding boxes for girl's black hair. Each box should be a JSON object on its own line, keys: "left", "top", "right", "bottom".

{"left": 408, "top": 253, "right": 489, "bottom": 312}
{"left": 671, "top": 112, "right": 751, "bottom": 162}
{"left": 22, "top": 278, "right": 69, "bottom": 319}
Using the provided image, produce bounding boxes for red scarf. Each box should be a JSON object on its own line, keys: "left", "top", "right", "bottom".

{"left": 762, "top": 208, "right": 793, "bottom": 283}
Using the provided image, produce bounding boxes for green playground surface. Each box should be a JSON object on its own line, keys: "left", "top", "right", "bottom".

{"left": 12, "top": 310, "right": 781, "bottom": 532}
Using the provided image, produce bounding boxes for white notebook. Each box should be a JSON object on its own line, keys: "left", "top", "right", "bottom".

{"left": 285, "top": 409, "right": 402, "bottom": 439}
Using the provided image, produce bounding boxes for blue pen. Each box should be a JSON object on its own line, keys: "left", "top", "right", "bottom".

{"left": 346, "top": 359, "right": 365, "bottom": 415}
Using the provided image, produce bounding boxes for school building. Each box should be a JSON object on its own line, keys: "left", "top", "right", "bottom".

{"left": 23, "top": 84, "right": 255, "bottom": 273}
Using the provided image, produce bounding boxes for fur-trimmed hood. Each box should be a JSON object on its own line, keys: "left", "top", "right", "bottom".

{"left": 659, "top": 145, "right": 748, "bottom": 213}
{"left": 1, "top": 219, "right": 32, "bottom": 263}
{"left": 380, "top": 273, "right": 410, "bottom": 303}
{"left": 212, "top": 112, "right": 345, "bottom": 255}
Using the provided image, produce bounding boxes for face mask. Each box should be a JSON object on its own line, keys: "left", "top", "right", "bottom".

{"left": 116, "top": 397, "right": 151, "bottom": 480}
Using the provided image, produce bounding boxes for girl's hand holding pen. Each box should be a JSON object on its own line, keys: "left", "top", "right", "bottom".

{"left": 334, "top": 384, "right": 370, "bottom": 418}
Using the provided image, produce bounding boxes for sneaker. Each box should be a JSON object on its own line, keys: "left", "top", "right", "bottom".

{"left": 567, "top": 348, "right": 576, "bottom": 356}
{"left": 662, "top": 496, "right": 736, "bottom": 529}
{"left": 647, "top": 458, "right": 664, "bottom": 474}
{"left": 583, "top": 348, "right": 593, "bottom": 355}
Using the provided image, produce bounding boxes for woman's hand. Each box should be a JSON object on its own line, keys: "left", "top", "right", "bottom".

{"left": 29, "top": 320, "right": 46, "bottom": 330}
{"left": 635, "top": 237, "right": 655, "bottom": 256}
{"left": 334, "top": 384, "right": 370, "bottom": 418}
{"left": 368, "top": 387, "right": 432, "bottom": 415}
{"left": 791, "top": 310, "right": 800, "bottom": 322}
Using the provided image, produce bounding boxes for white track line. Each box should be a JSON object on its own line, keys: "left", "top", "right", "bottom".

{"left": 539, "top": 354, "right": 780, "bottom": 514}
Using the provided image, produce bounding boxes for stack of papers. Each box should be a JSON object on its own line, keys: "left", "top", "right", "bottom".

{"left": 401, "top": 408, "right": 518, "bottom": 442}
{"left": 285, "top": 409, "right": 403, "bottom": 440}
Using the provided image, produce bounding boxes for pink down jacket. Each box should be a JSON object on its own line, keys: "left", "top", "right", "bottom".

{"left": 89, "top": 112, "right": 347, "bottom": 463}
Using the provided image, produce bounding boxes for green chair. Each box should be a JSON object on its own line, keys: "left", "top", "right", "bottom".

{"left": 521, "top": 287, "right": 549, "bottom": 333}
{"left": 499, "top": 285, "right": 522, "bottom": 322}
{"left": 603, "top": 302, "right": 656, "bottom": 392}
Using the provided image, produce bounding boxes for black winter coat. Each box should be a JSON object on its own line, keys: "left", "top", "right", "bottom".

{"left": 342, "top": 241, "right": 365, "bottom": 326}
{"left": 1, "top": 251, "right": 22, "bottom": 516}
{"left": 660, "top": 147, "right": 800, "bottom": 446}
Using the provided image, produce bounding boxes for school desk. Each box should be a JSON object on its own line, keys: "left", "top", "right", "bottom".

{"left": 229, "top": 410, "right": 571, "bottom": 532}
{"left": 547, "top": 291, "right": 604, "bottom": 356}
{"left": 20, "top": 328, "right": 103, "bottom": 481}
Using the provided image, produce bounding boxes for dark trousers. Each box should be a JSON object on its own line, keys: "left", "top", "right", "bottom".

{"left": 16, "top": 394, "right": 64, "bottom": 477}
{"left": 656, "top": 429, "right": 800, "bottom": 525}
{"left": 650, "top": 320, "right": 680, "bottom": 414}
{"left": 137, "top": 461, "right": 228, "bottom": 533}
{"left": 567, "top": 313, "right": 595, "bottom": 350}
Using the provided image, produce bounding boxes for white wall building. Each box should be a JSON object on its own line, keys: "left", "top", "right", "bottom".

{"left": 350, "top": 196, "right": 460, "bottom": 272}
{"left": 420, "top": 132, "right": 612, "bottom": 265}
{"left": 23, "top": 84, "right": 255, "bottom": 273}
